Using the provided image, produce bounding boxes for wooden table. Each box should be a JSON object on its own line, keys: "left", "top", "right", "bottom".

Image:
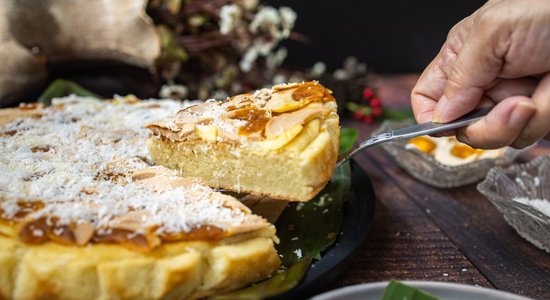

{"left": 325, "top": 75, "right": 550, "bottom": 299}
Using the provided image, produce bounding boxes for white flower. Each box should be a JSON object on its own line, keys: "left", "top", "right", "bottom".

{"left": 240, "top": 47, "right": 259, "bottom": 72}
{"left": 334, "top": 69, "right": 349, "bottom": 81}
{"left": 266, "top": 47, "right": 287, "bottom": 70}
{"left": 239, "top": 6, "right": 296, "bottom": 73}
{"left": 272, "top": 73, "right": 287, "bottom": 85}
{"left": 159, "top": 84, "right": 188, "bottom": 100}
{"left": 211, "top": 90, "right": 229, "bottom": 100}
{"left": 219, "top": 4, "right": 242, "bottom": 35}
{"left": 279, "top": 7, "right": 297, "bottom": 38}
{"left": 310, "top": 62, "right": 327, "bottom": 77}
{"left": 249, "top": 6, "right": 280, "bottom": 34}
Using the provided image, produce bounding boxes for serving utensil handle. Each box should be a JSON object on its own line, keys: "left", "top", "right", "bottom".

{"left": 335, "top": 107, "right": 491, "bottom": 168}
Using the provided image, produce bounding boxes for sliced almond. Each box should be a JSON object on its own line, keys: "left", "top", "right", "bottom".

{"left": 109, "top": 211, "right": 149, "bottom": 232}
{"left": 73, "top": 221, "right": 95, "bottom": 246}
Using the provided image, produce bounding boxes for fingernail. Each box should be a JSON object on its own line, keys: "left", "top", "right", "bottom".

{"left": 432, "top": 95, "right": 449, "bottom": 123}
{"left": 509, "top": 101, "right": 536, "bottom": 127}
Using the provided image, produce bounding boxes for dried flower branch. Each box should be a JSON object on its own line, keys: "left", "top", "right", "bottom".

{"left": 147, "top": 0, "right": 298, "bottom": 99}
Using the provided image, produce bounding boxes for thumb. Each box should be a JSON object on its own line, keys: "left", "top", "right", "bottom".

{"left": 433, "top": 18, "right": 505, "bottom": 123}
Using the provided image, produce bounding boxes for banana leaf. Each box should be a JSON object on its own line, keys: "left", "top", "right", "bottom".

{"left": 38, "top": 79, "right": 101, "bottom": 106}
{"left": 339, "top": 127, "right": 358, "bottom": 155}
{"left": 212, "top": 129, "right": 357, "bottom": 299}
{"left": 381, "top": 281, "right": 440, "bottom": 300}
{"left": 211, "top": 258, "right": 312, "bottom": 300}
{"left": 381, "top": 107, "right": 414, "bottom": 121}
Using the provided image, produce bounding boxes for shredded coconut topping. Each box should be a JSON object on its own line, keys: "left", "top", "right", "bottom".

{"left": 147, "top": 81, "right": 336, "bottom": 147}
{"left": 0, "top": 96, "right": 259, "bottom": 239}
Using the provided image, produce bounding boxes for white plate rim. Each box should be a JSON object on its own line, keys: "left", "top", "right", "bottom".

{"left": 310, "top": 281, "right": 533, "bottom": 300}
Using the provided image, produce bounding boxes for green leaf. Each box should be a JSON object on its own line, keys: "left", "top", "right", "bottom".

{"left": 381, "top": 281, "right": 440, "bottom": 300}
{"left": 38, "top": 79, "right": 101, "bottom": 106}
{"left": 211, "top": 134, "right": 353, "bottom": 299}
{"left": 339, "top": 127, "right": 359, "bottom": 156}
{"left": 211, "top": 163, "right": 352, "bottom": 299}
{"left": 211, "top": 258, "right": 312, "bottom": 300}
{"left": 381, "top": 108, "right": 414, "bottom": 121}
{"left": 275, "top": 163, "right": 351, "bottom": 266}
{"left": 158, "top": 25, "right": 188, "bottom": 62}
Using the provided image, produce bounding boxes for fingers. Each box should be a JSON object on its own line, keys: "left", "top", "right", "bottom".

{"left": 452, "top": 77, "right": 542, "bottom": 149}
{"left": 433, "top": 13, "right": 506, "bottom": 123}
{"left": 511, "top": 72, "right": 550, "bottom": 148}
{"left": 411, "top": 56, "right": 447, "bottom": 123}
{"left": 411, "top": 15, "right": 477, "bottom": 124}
{"left": 456, "top": 96, "right": 536, "bottom": 149}
{"left": 484, "top": 78, "right": 538, "bottom": 102}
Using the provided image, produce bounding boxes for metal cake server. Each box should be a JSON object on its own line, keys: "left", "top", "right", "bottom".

{"left": 335, "top": 107, "right": 492, "bottom": 168}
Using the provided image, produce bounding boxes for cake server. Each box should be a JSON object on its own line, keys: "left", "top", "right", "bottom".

{"left": 335, "top": 107, "right": 492, "bottom": 168}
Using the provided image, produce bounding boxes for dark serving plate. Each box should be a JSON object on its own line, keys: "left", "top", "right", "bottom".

{"left": 271, "top": 159, "right": 376, "bottom": 299}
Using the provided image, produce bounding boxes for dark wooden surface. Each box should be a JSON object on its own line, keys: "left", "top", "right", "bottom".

{"left": 325, "top": 75, "right": 550, "bottom": 299}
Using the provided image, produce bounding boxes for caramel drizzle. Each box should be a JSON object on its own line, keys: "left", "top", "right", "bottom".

{"left": 0, "top": 199, "right": 230, "bottom": 252}
{"left": 228, "top": 106, "right": 271, "bottom": 135}
{"left": 2, "top": 211, "right": 229, "bottom": 252}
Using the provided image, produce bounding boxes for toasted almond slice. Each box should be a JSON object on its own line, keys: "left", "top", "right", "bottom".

{"left": 73, "top": 221, "right": 94, "bottom": 246}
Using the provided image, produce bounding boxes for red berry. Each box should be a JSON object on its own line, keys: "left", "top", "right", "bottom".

{"left": 370, "top": 97, "right": 381, "bottom": 107}
{"left": 362, "top": 88, "right": 374, "bottom": 99}
{"left": 362, "top": 115, "right": 373, "bottom": 124}
{"left": 354, "top": 111, "right": 365, "bottom": 120}
{"left": 372, "top": 106, "right": 383, "bottom": 116}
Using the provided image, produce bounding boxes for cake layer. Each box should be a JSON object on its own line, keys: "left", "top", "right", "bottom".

{"left": 147, "top": 82, "right": 340, "bottom": 201}
{"left": 0, "top": 230, "right": 279, "bottom": 300}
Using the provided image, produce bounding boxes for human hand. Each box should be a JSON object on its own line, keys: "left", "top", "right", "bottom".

{"left": 411, "top": 0, "right": 550, "bottom": 149}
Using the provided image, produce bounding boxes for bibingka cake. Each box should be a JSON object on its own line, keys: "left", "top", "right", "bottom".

{"left": 147, "top": 81, "right": 340, "bottom": 202}
{"left": 0, "top": 97, "right": 280, "bottom": 300}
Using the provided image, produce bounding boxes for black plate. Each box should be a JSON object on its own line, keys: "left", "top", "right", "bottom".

{"left": 271, "top": 159, "right": 376, "bottom": 299}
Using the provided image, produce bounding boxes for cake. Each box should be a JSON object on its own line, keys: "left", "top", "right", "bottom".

{"left": 147, "top": 81, "right": 340, "bottom": 202}
{"left": 0, "top": 96, "right": 280, "bottom": 299}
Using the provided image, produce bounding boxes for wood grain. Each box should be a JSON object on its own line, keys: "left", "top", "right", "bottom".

{"left": 327, "top": 124, "right": 492, "bottom": 290}
{"left": 325, "top": 74, "right": 550, "bottom": 300}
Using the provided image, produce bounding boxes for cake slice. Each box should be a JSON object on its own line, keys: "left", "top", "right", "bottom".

{"left": 147, "top": 81, "right": 340, "bottom": 202}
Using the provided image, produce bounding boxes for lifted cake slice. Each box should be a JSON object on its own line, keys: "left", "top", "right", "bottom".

{"left": 147, "top": 82, "right": 340, "bottom": 202}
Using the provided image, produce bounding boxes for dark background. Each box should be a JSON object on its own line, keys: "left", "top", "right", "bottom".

{"left": 266, "top": 0, "right": 485, "bottom": 73}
